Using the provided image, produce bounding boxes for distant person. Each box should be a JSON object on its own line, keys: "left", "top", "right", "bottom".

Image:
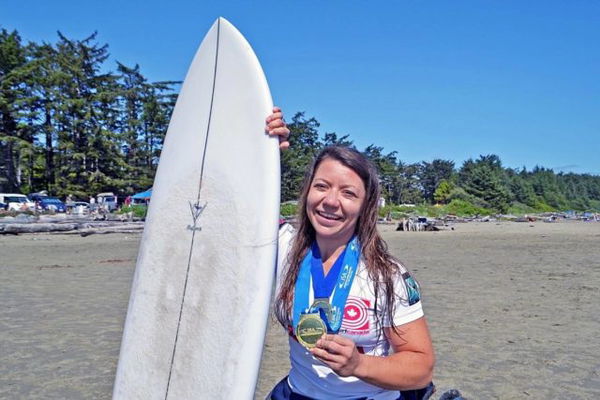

{"left": 66, "top": 194, "right": 74, "bottom": 214}
{"left": 264, "top": 109, "right": 435, "bottom": 400}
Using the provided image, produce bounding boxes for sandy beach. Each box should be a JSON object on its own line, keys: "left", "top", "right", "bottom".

{"left": 1, "top": 221, "right": 599, "bottom": 399}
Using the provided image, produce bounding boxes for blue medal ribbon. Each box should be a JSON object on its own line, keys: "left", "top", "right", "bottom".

{"left": 292, "top": 236, "right": 361, "bottom": 334}
{"left": 310, "top": 242, "right": 345, "bottom": 299}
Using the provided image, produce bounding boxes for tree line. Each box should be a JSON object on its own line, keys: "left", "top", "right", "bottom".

{"left": 0, "top": 28, "right": 178, "bottom": 199}
{"left": 283, "top": 113, "right": 600, "bottom": 213}
{"left": 2, "top": 28, "right": 599, "bottom": 213}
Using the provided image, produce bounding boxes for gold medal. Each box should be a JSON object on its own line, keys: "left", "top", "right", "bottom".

{"left": 295, "top": 313, "right": 326, "bottom": 349}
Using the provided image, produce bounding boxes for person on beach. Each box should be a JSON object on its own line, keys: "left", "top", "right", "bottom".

{"left": 264, "top": 108, "right": 435, "bottom": 400}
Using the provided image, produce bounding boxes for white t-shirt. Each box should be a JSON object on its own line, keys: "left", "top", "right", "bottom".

{"left": 276, "top": 224, "right": 424, "bottom": 400}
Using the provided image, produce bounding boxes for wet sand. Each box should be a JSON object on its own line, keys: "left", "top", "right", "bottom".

{"left": 1, "top": 221, "right": 599, "bottom": 399}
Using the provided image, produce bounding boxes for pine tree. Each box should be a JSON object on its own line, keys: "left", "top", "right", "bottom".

{"left": 0, "top": 28, "right": 28, "bottom": 192}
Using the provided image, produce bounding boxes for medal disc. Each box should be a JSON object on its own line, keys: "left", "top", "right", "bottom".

{"left": 295, "top": 313, "right": 326, "bottom": 349}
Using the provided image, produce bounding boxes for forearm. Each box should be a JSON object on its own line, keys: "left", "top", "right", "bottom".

{"left": 353, "top": 350, "right": 434, "bottom": 391}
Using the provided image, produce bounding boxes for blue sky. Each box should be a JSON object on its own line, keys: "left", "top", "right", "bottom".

{"left": 4, "top": 1, "right": 599, "bottom": 174}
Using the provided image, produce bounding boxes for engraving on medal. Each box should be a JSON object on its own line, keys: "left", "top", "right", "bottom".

{"left": 187, "top": 201, "right": 207, "bottom": 231}
{"left": 296, "top": 314, "right": 326, "bottom": 349}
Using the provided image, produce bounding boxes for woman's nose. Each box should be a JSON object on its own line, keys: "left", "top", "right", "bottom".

{"left": 322, "top": 190, "right": 339, "bottom": 207}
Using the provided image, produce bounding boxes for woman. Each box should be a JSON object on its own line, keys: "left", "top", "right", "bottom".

{"left": 265, "top": 108, "right": 435, "bottom": 400}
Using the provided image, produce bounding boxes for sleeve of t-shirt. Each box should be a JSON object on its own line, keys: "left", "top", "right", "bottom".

{"left": 383, "top": 265, "right": 424, "bottom": 327}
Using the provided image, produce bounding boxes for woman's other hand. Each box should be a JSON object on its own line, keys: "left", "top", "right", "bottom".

{"left": 310, "top": 334, "right": 363, "bottom": 377}
{"left": 266, "top": 106, "right": 290, "bottom": 150}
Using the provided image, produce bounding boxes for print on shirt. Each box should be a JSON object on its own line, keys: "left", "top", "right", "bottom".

{"left": 341, "top": 296, "right": 370, "bottom": 334}
{"left": 402, "top": 272, "right": 421, "bottom": 306}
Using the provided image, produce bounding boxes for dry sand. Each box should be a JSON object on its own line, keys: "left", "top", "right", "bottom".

{"left": 1, "top": 221, "right": 599, "bottom": 399}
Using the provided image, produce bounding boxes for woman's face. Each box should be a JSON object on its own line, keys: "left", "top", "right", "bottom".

{"left": 306, "top": 158, "right": 366, "bottom": 245}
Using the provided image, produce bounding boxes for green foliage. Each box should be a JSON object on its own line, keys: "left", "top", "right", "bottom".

{"left": 363, "top": 145, "right": 398, "bottom": 201}
{"left": 378, "top": 204, "right": 410, "bottom": 219}
{"left": 420, "top": 159, "right": 454, "bottom": 202}
{"left": 433, "top": 179, "right": 453, "bottom": 204}
{"left": 280, "top": 202, "right": 298, "bottom": 217}
{"left": 117, "top": 205, "right": 147, "bottom": 218}
{"left": 280, "top": 112, "right": 325, "bottom": 202}
{"left": 445, "top": 199, "right": 494, "bottom": 216}
{"left": 507, "top": 202, "right": 537, "bottom": 215}
{"left": 532, "top": 201, "right": 556, "bottom": 213}
{"left": 379, "top": 200, "right": 494, "bottom": 218}
{"left": 587, "top": 199, "right": 600, "bottom": 211}
{"left": 413, "top": 204, "right": 444, "bottom": 218}
{"left": 457, "top": 155, "right": 511, "bottom": 213}
{"left": 447, "top": 187, "right": 487, "bottom": 208}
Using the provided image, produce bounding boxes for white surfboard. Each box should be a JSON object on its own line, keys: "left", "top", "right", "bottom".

{"left": 113, "top": 18, "right": 280, "bottom": 400}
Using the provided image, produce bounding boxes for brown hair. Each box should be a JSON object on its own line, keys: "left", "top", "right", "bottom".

{"left": 275, "top": 146, "right": 403, "bottom": 334}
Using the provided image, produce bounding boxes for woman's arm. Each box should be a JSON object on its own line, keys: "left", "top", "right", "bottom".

{"left": 311, "top": 316, "right": 435, "bottom": 390}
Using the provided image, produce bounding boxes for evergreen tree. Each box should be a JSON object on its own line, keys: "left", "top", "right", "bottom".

{"left": 280, "top": 112, "right": 322, "bottom": 201}
{"left": 458, "top": 155, "right": 511, "bottom": 212}
{"left": 433, "top": 179, "right": 453, "bottom": 204}
{"left": 362, "top": 144, "right": 398, "bottom": 201}
{"left": 528, "top": 166, "right": 568, "bottom": 210}
{"left": 507, "top": 168, "right": 537, "bottom": 207}
{"left": 322, "top": 132, "right": 352, "bottom": 147}
{"left": 395, "top": 161, "right": 422, "bottom": 205}
{"left": 0, "top": 29, "right": 27, "bottom": 191}
{"left": 419, "top": 159, "right": 455, "bottom": 203}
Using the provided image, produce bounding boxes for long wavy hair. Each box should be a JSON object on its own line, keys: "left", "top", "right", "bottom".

{"left": 275, "top": 146, "right": 403, "bottom": 334}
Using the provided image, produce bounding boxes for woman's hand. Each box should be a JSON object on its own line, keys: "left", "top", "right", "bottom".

{"left": 310, "top": 318, "right": 435, "bottom": 390}
{"left": 265, "top": 106, "right": 290, "bottom": 150}
{"left": 310, "top": 334, "right": 364, "bottom": 377}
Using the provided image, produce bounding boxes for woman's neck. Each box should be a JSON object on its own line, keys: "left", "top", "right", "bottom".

{"left": 316, "top": 233, "right": 353, "bottom": 273}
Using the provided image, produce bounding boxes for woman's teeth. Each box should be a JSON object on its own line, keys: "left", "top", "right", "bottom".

{"left": 317, "top": 211, "right": 342, "bottom": 220}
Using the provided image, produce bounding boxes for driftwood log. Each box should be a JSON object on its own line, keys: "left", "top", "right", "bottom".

{"left": 0, "top": 221, "right": 144, "bottom": 235}
{"left": 76, "top": 224, "right": 144, "bottom": 237}
{"left": 0, "top": 223, "right": 79, "bottom": 234}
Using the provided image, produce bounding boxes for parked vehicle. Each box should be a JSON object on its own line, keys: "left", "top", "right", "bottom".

{"left": 73, "top": 201, "right": 90, "bottom": 209}
{"left": 28, "top": 192, "right": 49, "bottom": 202}
{"left": 96, "top": 192, "right": 118, "bottom": 211}
{"left": 0, "top": 193, "right": 35, "bottom": 211}
{"left": 69, "top": 201, "right": 90, "bottom": 214}
{"left": 38, "top": 197, "right": 67, "bottom": 213}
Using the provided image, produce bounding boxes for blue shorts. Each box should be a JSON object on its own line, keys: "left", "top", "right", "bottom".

{"left": 267, "top": 377, "right": 435, "bottom": 400}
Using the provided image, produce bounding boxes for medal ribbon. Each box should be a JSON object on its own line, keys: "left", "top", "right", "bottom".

{"left": 292, "top": 236, "right": 361, "bottom": 333}
{"left": 310, "top": 242, "right": 345, "bottom": 299}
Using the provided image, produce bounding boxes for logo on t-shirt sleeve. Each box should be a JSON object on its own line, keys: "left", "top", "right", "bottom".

{"left": 402, "top": 272, "right": 421, "bottom": 306}
{"left": 341, "top": 297, "right": 370, "bottom": 334}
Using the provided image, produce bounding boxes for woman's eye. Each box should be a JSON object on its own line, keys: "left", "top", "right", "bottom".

{"left": 314, "top": 183, "right": 327, "bottom": 190}
{"left": 343, "top": 190, "right": 357, "bottom": 198}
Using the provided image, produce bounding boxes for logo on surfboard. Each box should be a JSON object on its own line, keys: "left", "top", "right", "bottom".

{"left": 187, "top": 201, "right": 207, "bottom": 231}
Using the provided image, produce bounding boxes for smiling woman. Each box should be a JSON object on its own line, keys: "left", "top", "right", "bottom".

{"left": 263, "top": 136, "right": 436, "bottom": 399}
{"left": 306, "top": 157, "right": 366, "bottom": 261}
